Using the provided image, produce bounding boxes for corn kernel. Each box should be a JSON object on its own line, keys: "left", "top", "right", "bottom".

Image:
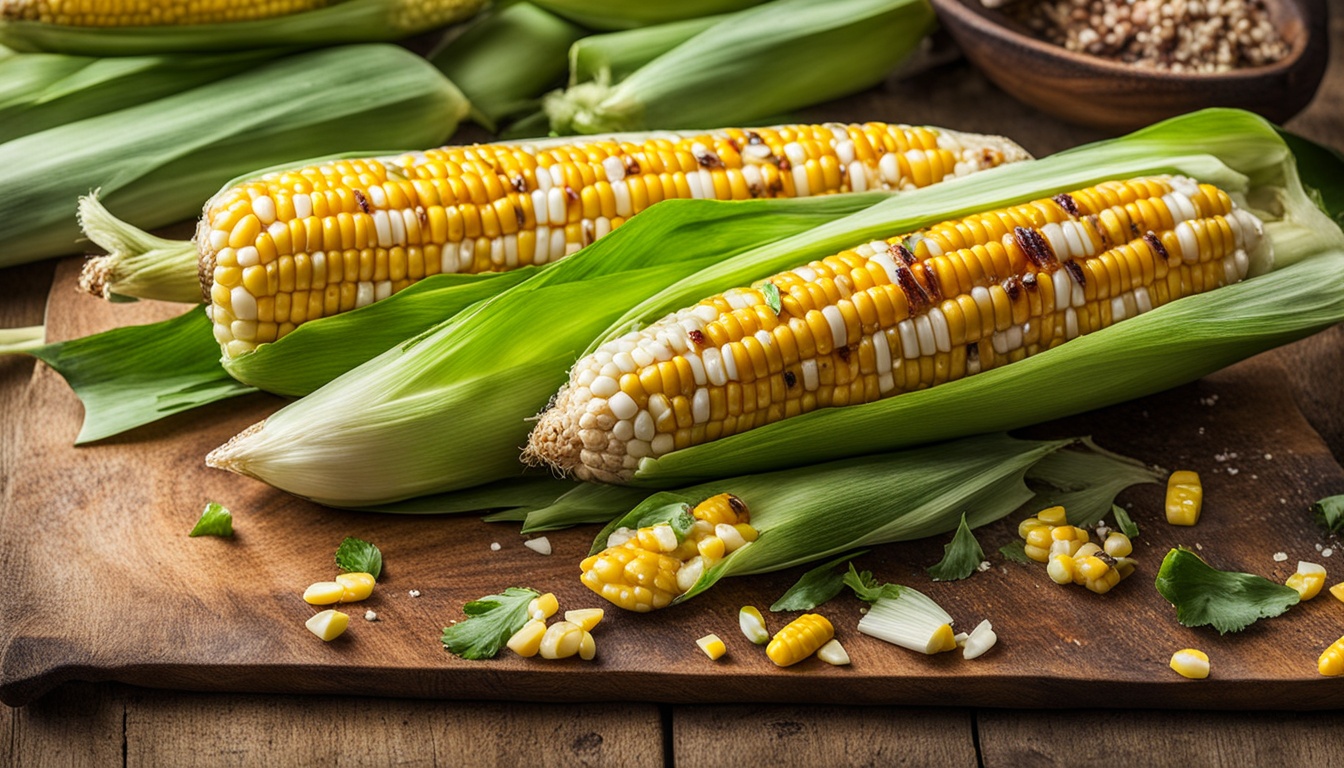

{"left": 697, "top": 633, "right": 727, "bottom": 660}
{"left": 1286, "top": 561, "right": 1326, "bottom": 601}
{"left": 305, "top": 609, "right": 349, "bottom": 641}
{"left": 734, "top": 523, "right": 760, "bottom": 543}
{"left": 767, "top": 613, "right": 834, "bottom": 666}
{"left": 1024, "top": 544, "right": 1050, "bottom": 563}
{"left": 335, "top": 572, "right": 375, "bottom": 602}
{"left": 579, "top": 631, "right": 597, "bottom": 661}
{"left": 1169, "top": 648, "right": 1210, "bottom": 679}
{"left": 1319, "top": 636, "right": 1344, "bottom": 676}
{"left": 1077, "top": 555, "right": 1111, "bottom": 581}
{"left": 1166, "top": 470, "right": 1203, "bottom": 526}
{"left": 303, "top": 581, "right": 345, "bottom": 605}
{"left": 817, "top": 638, "right": 850, "bottom": 666}
{"left": 962, "top": 619, "right": 997, "bottom": 660}
{"left": 529, "top": 592, "right": 559, "bottom": 620}
{"left": 1025, "top": 526, "right": 1053, "bottom": 549}
{"left": 1047, "top": 553, "right": 1075, "bottom": 584}
{"left": 1330, "top": 582, "right": 1344, "bottom": 604}
{"left": 1103, "top": 532, "right": 1133, "bottom": 557}
{"left": 564, "top": 608, "right": 604, "bottom": 631}
{"left": 506, "top": 619, "right": 547, "bottom": 657}
{"left": 1036, "top": 506, "right": 1067, "bottom": 526}
{"left": 927, "top": 623, "right": 959, "bottom": 654}
{"left": 1085, "top": 568, "right": 1122, "bottom": 594}
{"left": 739, "top": 605, "right": 769, "bottom": 645}
{"left": 539, "top": 621, "right": 583, "bottom": 659}
{"left": 1017, "top": 517, "right": 1047, "bottom": 539}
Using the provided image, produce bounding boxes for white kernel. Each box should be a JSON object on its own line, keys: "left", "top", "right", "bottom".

{"left": 230, "top": 287, "right": 257, "bottom": 320}
{"left": 523, "top": 537, "right": 552, "bottom": 555}
{"left": 651, "top": 433, "right": 674, "bottom": 456}
{"left": 602, "top": 156, "right": 626, "bottom": 183}
{"left": 703, "top": 347, "right": 727, "bottom": 386}
{"left": 608, "top": 391, "right": 638, "bottom": 420}
{"left": 716, "top": 523, "right": 747, "bottom": 552}
{"left": 878, "top": 152, "right": 900, "bottom": 186}
{"left": 367, "top": 185, "right": 387, "bottom": 208}
{"left": 692, "top": 389, "right": 710, "bottom": 423}
{"left": 801, "top": 358, "right": 819, "bottom": 390}
{"left": 547, "top": 187, "right": 567, "bottom": 226}
{"left": 720, "top": 343, "right": 739, "bottom": 381}
{"left": 848, "top": 160, "right": 868, "bottom": 192}
{"left": 897, "top": 319, "right": 920, "bottom": 359}
{"left": 356, "top": 281, "right": 374, "bottom": 308}
{"left": 364, "top": 610, "right": 378, "bottom": 621}
{"left": 292, "top": 193, "right": 312, "bottom": 219}
{"left": 927, "top": 306, "right": 951, "bottom": 353}
{"left": 372, "top": 210, "right": 392, "bottom": 247}
{"left": 633, "top": 410, "right": 655, "bottom": 441}
{"left": 913, "top": 314, "right": 936, "bottom": 356}
{"left": 822, "top": 304, "right": 847, "bottom": 348}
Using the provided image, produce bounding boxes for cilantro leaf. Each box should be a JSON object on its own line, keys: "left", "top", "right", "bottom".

{"left": 770, "top": 550, "right": 867, "bottom": 612}
{"left": 998, "top": 541, "right": 1030, "bottom": 564}
{"left": 1312, "top": 495, "right": 1344, "bottom": 534}
{"left": 1154, "top": 547, "right": 1300, "bottom": 634}
{"left": 335, "top": 537, "right": 383, "bottom": 580}
{"left": 441, "top": 587, "right": 539, "bottom": 660}
{"left": 1112, "top": 504, "right": 1140, "bottom": 539}
{"left": 842, "top": 563, "right": 903, "bottom": 604}
{"left": 188, "top": 502, "right": 233, "bottom": 538}
{"left": 926, "top": 513, "right": 984, "bottom": 581}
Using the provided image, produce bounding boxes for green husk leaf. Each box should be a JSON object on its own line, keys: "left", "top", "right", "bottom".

{"left": 998, "top": 541, "right": 1030, "bottom": 564}
{"left": 1023, "top": 438, "right": 1163, "bottom": 527}
{"left": 1, "top": 44, "right": 467, "bottom": 267}
{"left": 0, "top": 0, "right": 487, "bottom": 55}
{"left": 770, "top": 550, "right": 865, "bottom": 612}
{"left": 926, "top": 513, "right": 984, "bottom": 581}
{"left": 1154, "top": 547, "right": 1299, "bottom": 634}
{"left": 77, "top": 194, "right": 201, "bottom": 303}
{"left": 1113, "top": 505, "right": 1140, "bottom": 539}
{"left": 1312, "top": 495, "right": 1344, "bottom": 534}
{"left": 843, "top": 563, "right": 903, "bottom": 604}
{"left": 430, "top": 2, "right": 585, "bottom": 132}
{"left": 544, "top": 0, "right": 934, "bottom": 133}
{"left": 527, "top": 0, "right": 763, "bottom": 30}
{"left": 511, "top": 482, "right": 650, "bottom": 531}
{"left": 335, "top": 536, "right": 383, "bottom": 580}
{"left": 440, "top": 586, "right": 538, "bottom": 659}
{"left": 567, "top": 13, "right": 721, "bottom": 85}
{"left": 188, "top": 502, "right": 233, "bottom": 537}
{"left": 362, "top": 475, "right": 585, "bottom": 516}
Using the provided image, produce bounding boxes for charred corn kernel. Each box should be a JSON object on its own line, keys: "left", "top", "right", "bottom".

{"left": 529, "top": 174, "right": 1262, "bottom": 483}
{"left": 767, "top": 613, "right": 834, "bottom": 667}
{"left": 1047, "top": 553, "right": 1076, "bottom": 584}
{"left": 1320, "top": 636, "right": 1344, "bottom": 676}
{"left": 1036, "top": 506, "right": 1067, "bottom": 526}
{"left": 1166, "top": 470, "right": 1203, "bottom": 525}
{"left": 1170, "top": 648, "right": 1210, "bottom": 679}
{"left": 539, "top": 620, "right": 584, "bottom": 659}
{"left": 1286, "top": 561, "right": 1326, "bottom": 600}
{"left": 528, "top": 592, "right": 559, "bottom": 620}
{"left": 303, "top": 581, "right": 345, "bottom": 605}
{"left": 305, "top": 609, "right": 348, "bottom": 641}
{"left": 579, "top": 631, "right": 597, "bottom": 661}
{"left": 1103, "top": 532, "right": 1133, "bottom": 557}
{"left": 696, "top": 633, "right": 727, "bottom": 660}
{"left": 564, "top": 608, "right": 604, "bottom": 632}
{"left": 202, "top": 123, "right": 1020, "bottom": 358}
{"left": 739, "top": 605, "right": 769, "bottom": 645}
{"left": 335, "top": 572, "right": 375, "bottom": 603}
{"left": 692, "top": 492, "right": 749, "bottom": 525}
{"left": 817, "top": 638, "right": 851, "bottom": 666}
{"left": 506, "top": 619, "right": 547, "bottom": 658}
{"left": 1331, "top": 582, "right": 1344, "bottom": 603}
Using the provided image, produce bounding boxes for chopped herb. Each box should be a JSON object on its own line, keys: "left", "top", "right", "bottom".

{"left": 441, "top": 587, "right": 539, "bottom": 660}
{"left": 770, "top": 550, "right": 867, "bottom": 612}
{"left": 842, "top": 563, "right": 903, "bottom": 604}
{"left": 1154, "top": 547, "right": 1300, "bottom": 634}
{"left": 1312, "top": 495, "right": 1344, "bottom": 534}
{"left": 998, "top": 540, "right": 1030, "bottom": 564}
{"left": 634, "top": 502, "right": 696, "bottom": 543}
{"left": 335, "top": 536, "right": 383, "bottom": 580}
{"left": 761, "top": 282, "right": 782, "bottom": 314}
{"left": 926, "top": 513, "right": 984, "bottom": 581}
{"left": 1112, "top": 504, "right": 1140, "bottom": 539}
{"left": 188, "top": 502, "right": 233, "bottom": 538}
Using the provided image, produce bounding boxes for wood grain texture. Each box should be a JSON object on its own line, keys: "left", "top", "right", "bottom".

{"left": 673, "top": 706, "right": 977, "bottom": 768}
{"left": 1, "top": 683, "right": 123, "bottom": 768}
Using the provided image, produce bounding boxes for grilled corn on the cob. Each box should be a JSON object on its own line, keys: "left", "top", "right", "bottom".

{"left": 199, "top": 122, "right": 1027, "bottom": 358}
{"left": 527, "top": 175, "right": 1265, "bottom": 483}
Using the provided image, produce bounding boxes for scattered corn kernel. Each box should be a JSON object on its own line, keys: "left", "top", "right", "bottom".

{"left": 539, "top": 621, "right": 583, "bottom": 659}
{"left": 1319, "top": 635, "right": 1344, "bottom": 676}
{"left": 1018, "top": 516, "right": 1048, "bottom": 539}
{"left": 1037, "top": 506, "right": 1068, "bottom": 526}
{"left": 1330, "top": 582, "right": 1344, "bottom": 603}
{"left": 303, "top": 581, "right": 345, "bottom": 605}
{"left": 817, "top": 638, "right": 851, "bottom": 666}
{"left": 1024, "top": 543, "right": 1051, "bottom": 563}
{"left": 1103, "top": 532, "right": 1133, "bottom": 557}
{"left": 927, "top": 623, "right": 959, "bottom": 654}
{"left": 1169, "top": 648, "right": 1210, "bottom": 679}
{"left": 523, "top": 536, "right": 552, "bottom": 555}
{"left": 962, "top": 620, "right": 997, "bottom": 660}
{"left": 1025, "top": 526, "right": 1053, "bottom": 549}
{"left": 1085, "top": 568, "right": 1122, "bottom": 594}
{"left": 1047, "top": 553, "right": 1076, "bottom": 584}
{"left": 1077, "top": 555, "right": 1112, "bottom": 582}
{"left": 305, "top": 609, "right": 349, "bottom": 641}
{"left": 507, "top": 619, "right": 548, "bottom": 657}
{"left": 564, "top": 608, "right": 604, "bottom": 632}
{"left": 529, "top": 592, "right": 559, "bottom": 621}
{"left": 579, "top": 631, "right": 597, "bottom": 661}
{"left": 1166, "top": 470, "right": 1203, "bottom": 526}
{"left": 739, "top": 605, "right": 770, "bottom": 645}
{"left": 1286, "top": 561, "right": 1326, "bottom": 600}
{"left": 767, "top": 613, "right": 834, "bottom": 666}
{"left": 696, "top": 633, "right": 727, "bottom": 660}
{"left": 1113, "top": 557, "right": 1137, "bottom": 579}
{"left": 335, "top": 572, "right": 375, "bottom": 602}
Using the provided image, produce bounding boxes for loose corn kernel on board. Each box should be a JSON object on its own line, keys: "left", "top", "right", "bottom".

{"left": 1, "top": 258, "right": 1342, "bottom": 708}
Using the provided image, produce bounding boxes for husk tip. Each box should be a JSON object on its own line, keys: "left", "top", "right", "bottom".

{"left": 205, "top": 421, "right": 266, "bottom": 476}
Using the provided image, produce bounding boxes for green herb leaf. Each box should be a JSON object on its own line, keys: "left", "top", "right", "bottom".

{"left": 843, "top": 563, "right": 903, "bottom": 604}
{"left": 335, "top": 537, "right": 383, "bottom": 580}
{"left": 1312, "top": 495, "right": 1344, "bottom": 533}
{"left": 441, "top": 587, "right": 540, "bottom": 660}
{"left": 761, "top": 282, "right": 781, "bottom": 314}
{"left": 998, "top": 541, "right": 1030, "bottom": 564}
{"left": 1154, "top": 547, "right": 1300, "bottom": 634}
{"left": 635, "top": 501, "right": 696, "bottom": 542}
{"left": 188, "top": 502, "right": 233, "bottom": 538}
{"left": 1112, "top": 504, "right": 1140, "bottom": 539}
{"left": 926, "top": 513, "right": 984, "bottom": 581}
{"left": 770, "top": 550, "right": 867, "bottom": 612}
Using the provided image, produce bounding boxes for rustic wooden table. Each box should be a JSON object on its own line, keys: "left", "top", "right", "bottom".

{"left": 4, "top": 7, "right": 1344, "bottom": 764}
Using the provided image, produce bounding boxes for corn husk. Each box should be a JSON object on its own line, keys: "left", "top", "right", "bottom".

{"left": 543, "top": 0, "right": 936, "bottom": 134}
{"left": 525, "top": 0, "right": 764, "bottom": 30}
{"left": 205, "top": 109, "right": 1344, "bottom": 510}
{"left": 566, "top": 14, "right": 721, "bottom": 87}
{"left": 0, "top": 44, "right": 468, "bottom": 268}
{"left": 0, "top": 0, "right": 487, "bottom": 55}
{"left": 0, "top": 326, "right": 44, "bottom": 354}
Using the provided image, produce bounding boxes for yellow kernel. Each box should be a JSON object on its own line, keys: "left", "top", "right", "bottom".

{"left": 1166, "top": 470, "right": 1203, "bottom": 526}
{"left": 734, "top": 523, "right": 759, "bottom": 543}
{"left": 529, "top": 592, "right": 559, "bottom": 620}
{"left": 1036, "top": 506, "right": 1067, "bottom": 526}
{"left": 335, "top": 572, "right": 375, "bottom": 603}
{"left": 697, "top": 633, "right": 727, "bottom": 660}
{"left": 1024, "top": 544, "right": 1050, "bottom": 563}
{"left": 1319, "top": 636, "right": 1344, "bottom": 676}
{"left": 1169, "top": 648, "right": 1210, "bottom": 679}
{"left": 1017, "top": 517, "right": 1047, "bottom": 539}
{"left": 507, "top": 619, "right": 547, "bottom": 657}
{"left": 302, "top": 581, "right": 345, "bottom": 605}
{"left": 1330, "top": 582, "right": 1344, "bottom": 604}
{"left": 1286, "top": 562, "right": 1326, "bottom": 601}
{"left": 539, "top": 621, "right": 583, "bottom": 659}
{"left": 1047, "top": 554, "right": 1075, "bottom": 585}
{"left": 579, "top": 631, "right": 597, "bottom": 661}
{"left": 1077, "top": 555, "right": 1111, "bottom": 581}
{"left": 564, "top": 608, "right": 604, "bottom": 632}
{"left": 305, "top": 609, "right": 349, "bottom": 641}
{"left": 739, "top": 605, "right": 769, "bottom": 645}
{"left": 1025, "top": 526, "right": 1053, "bottom": 549}
{"left": 1103, "top": 532, "right": 1133, "bottom": 557}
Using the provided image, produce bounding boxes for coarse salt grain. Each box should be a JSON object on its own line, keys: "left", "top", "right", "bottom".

{"left": 490, "top": 542, "right": 501, "bottom": 551}
{"left": 365, "top": 610, "right": 378, "bottom": 621}
{"left": 409, "top": 589, "right": 421, "bottom": 597}
{"left": 1324, "top": 548, "right": 1335, "bottom": 558}
{"left": 1273, "top": 552, "right": 1289, "bottom": 562}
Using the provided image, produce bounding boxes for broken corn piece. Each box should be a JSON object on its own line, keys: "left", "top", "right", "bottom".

{"left": 565, "top": 608, "right": 604, "bottom": 631}
{"left": 579, "top": 631, "right": 597, "bottom": 661}
{"left": 817, "top": 638, "right": 850, "bottom": 666}
{"left": 306, "top": 609, "right": 349, "bottom": 641}
{"left": 507, "top": 619, "right": 547, "bottom": 657}
{"left": 528, "top": 592, "right": 559, "bottom": 621}
{"left": 1286, "top": 561, "right": 1326, "bottom": 601}
{"left": 1165, "top": 471, "right": 1203, "bottom": 526}
{"left": 697, "top": 633, "right": 727, "bottom": 660}
{"left": 739, "top": 606, "right": 769, "bottom": 645}
{"left": 303, "top": 582, "right": 345, "bottom": 605}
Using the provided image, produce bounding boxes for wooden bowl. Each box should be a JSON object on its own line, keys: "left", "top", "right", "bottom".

{"left": 928, "top": 0, "right": 1329, "bottom": 131}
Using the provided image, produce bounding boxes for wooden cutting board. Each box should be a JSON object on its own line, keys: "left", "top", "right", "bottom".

{"left": 3, "top": 258, "right": 1343, "bottom": 709}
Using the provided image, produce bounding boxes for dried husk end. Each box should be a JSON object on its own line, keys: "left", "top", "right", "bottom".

{"left": 76, "top": 193, "right": 200, "bottom": 303}
{"left": 205, "top": 420, "right": 266, "bottom": 475}
{"left": 523, "top": 384, "right": 625, "bottom": 483}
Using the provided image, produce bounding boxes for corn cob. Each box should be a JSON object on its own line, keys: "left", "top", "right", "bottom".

{"left": 527, "top": 175, "right": 1265, "bottom": 483}
{"left": 199, "top": 123, "right": 1028, "bottom": 359}
{"left": 1, "top": 0, "right": 330, "bottom": 25}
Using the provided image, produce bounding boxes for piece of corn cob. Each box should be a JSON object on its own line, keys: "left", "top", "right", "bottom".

{"left": 199, "top": 122, "right": 1028, "bottom": 359}
{"left": 1, "top": 0, "right": 328, "bottom": 25}
{"left": 579, "top": 493, "right": 754, "bottom": 611}
{"left": 526, "top": 175, "right": 1265, "bottom": 483}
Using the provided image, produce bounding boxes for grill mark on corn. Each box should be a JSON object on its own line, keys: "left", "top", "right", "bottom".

{"left": 353, "top": 189, "right": 370, "bottom": 214}
{"left": 1053, "top": 193, "right": 1081, "bottom": 217}
{"left": 525, "top": 175, "right": 1263, "bottom": 483}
